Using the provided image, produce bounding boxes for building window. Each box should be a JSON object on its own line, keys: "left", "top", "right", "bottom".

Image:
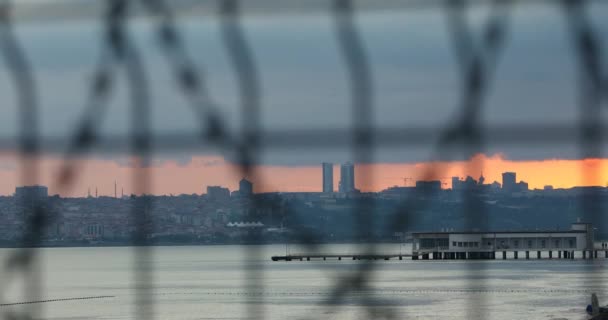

{"left": 514, "top": 240, "right": 519, "bottom": 248}
{"left": 464, "top": 242, "right": 469, "bottom": 247}
{"left": 487, "top": 242, "right": 492, "bottom": 246}
{"left": 555, "top": 240, "right": 559, "bottom": 248}
{"left": 420, "top": 239, "right": 438, "bottom": 249}
{"left": 474, "top": 242, "right": 478, "bottom": 247}
{"left": 541, "top": 240, "right": 546, "bottom": 248}
{"left": 453, "top": 241, "right": 456, "bottom": 247}
{"left": 458, "top": 242, "right": 463, "bottom": 247}
{"left": 528, "top": 240, "right": 532, "bottom": 248}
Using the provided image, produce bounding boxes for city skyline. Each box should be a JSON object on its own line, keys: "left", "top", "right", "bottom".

{"left": 0, "top": 2, "right": 606, "bottom": 319}
{"left": 1, "top": 153, "right": 607, "bottom": 197}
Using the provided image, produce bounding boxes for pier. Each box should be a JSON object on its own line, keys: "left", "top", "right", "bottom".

{"left": 271, "top": 250, "right": 608, "bottom": 262}
{"left": 408, "top": 249, "right": 608, "bottom": 260}
{"left": 271, "top": 253, "right": 412, "bottom": 261}
{"left": 272, "top": 222, "right": 607, "bottom": 262}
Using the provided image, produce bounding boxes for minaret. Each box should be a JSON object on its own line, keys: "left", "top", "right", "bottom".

{"left": 95, "top": 187, "right": 98, "bottom": 198}
{"left": 114, "top": 181, "right": 117, "bottom": 198}
{"left": 87, "top": 187, "right": 91, "bottom": 198}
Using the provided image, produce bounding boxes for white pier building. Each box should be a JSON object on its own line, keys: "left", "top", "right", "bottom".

{"left": 412, "top": 222, "right": 598, "bottom": 260}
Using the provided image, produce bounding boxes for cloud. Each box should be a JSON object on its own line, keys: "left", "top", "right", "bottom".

{"left": 0, "top": 5, "right": 607, "bottom": 167}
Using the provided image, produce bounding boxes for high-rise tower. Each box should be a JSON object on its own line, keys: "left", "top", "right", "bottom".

{"left": 339, "top": 162, "right": 355, "bottom": 193}
{"left": 502, "top": 172, "right": 516, "bottom": 192}
{"left": 322, "top": 163, "right": 333, "bottom": 193}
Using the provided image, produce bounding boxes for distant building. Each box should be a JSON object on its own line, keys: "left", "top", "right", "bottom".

{"left": 412, "top": 222, "right": 595, "bottom": 256}
{"left": 339, "top": 162, "right": 355, "bottom": 193}
{"left": 239, "top": 178, "right": 253, "bottom": 196}
{"left": 478, "top": 173, "right": 485, "bottom": 185}
{"left": 517, "top": 181, "right": 529, "bottom": 192}
{"left": 490, "top": 181, "right": 502, "bottom": 190}
{"left": 84, "top": 224, "right": 104, "bottom": 239}
{"left": 415, "top": 180, "right": 441, "bottom": 193}
{"left": 207, "top": 186, "right": 230, "bottom": 201}
{"left": 544, "top": 185, "right": 554, "bottom": 191}
{"left": 464, "top": 176, "right": 477, "bottom": 189}
{"left": 452, "top": 176, "right": 478, "bottom": 191}
{"left": 502, "top": 172, "right": 517, "bottom": 192}
{"left": 322, "top": 163, "right": 333, "bottom": 193}
{"left": 453, "top": 174, "right": 498, "bottom": 193}
{"left": 452, "top": 177, "right": 462, "bottom": 191}
{"left": 15, "top": 185, "right": 48, "bottom": 201}
{"left": 226, "top": 221, "right": 264, "bottom": 228}
{"left": 380, "top": 186, "right": 416, "bottom": 198}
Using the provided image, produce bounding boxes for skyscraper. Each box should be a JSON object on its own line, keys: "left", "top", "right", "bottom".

{"left": 339, "top": 162, "right": 355, "bottom": 193}
{"left": 502, "top": 172, "right": 516, "bottom": 192}
{"left": 322, "top": 163, "right": 333, "bottom": 193}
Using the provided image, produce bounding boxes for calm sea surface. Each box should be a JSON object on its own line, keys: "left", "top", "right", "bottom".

{"left": 0, "top": 244, "right": 606, "bottom": 319}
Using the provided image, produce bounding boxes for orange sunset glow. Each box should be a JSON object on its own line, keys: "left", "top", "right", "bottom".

{"left": 0, "top": 153, "right": 606, "bottom": 197}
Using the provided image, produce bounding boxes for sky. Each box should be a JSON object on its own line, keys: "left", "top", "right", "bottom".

{"left": 0, "top": 1, "right": 607, "bottom": 196}
{"left": 0, "top": 152, "right": 606, "bottom": 196}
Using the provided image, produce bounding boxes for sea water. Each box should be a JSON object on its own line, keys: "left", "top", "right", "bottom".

{"left": 0, "top": 244, "right": 604, "bottom": 319}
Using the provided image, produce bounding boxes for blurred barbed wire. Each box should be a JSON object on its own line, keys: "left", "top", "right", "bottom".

{"left": 0, "top": 0, "right": 606, "bottom": 319}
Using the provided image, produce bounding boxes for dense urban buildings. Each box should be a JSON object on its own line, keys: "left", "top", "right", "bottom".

{"left": 0, "top": 168, "right": 598, "bottom": 247}
{"left": 15, "top": 185, "right": 48, "bottom": 200}
{"left": 322, "top": 162, "right": 334, "bottom": 193}
{"left": 452, "top": 173, "right": 502, "bottom": 192}
{"left": 502, "top": 171, "right": 529, "bottom": 192}
{"left": 415, "top": 180, "right": 442, "bottom": 192}
{"left": 207, "top": 186, "right": 230, "bottom": 201}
